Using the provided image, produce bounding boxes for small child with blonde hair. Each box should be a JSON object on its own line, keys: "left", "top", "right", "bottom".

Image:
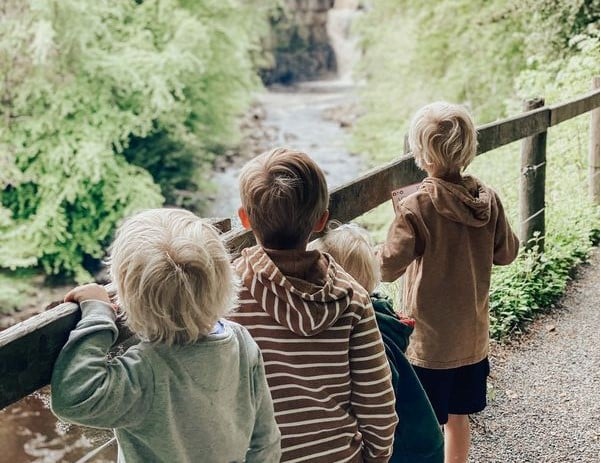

{"left": 51, "top": 208, "right": 280, "bottom": 463}
{"left": 378, "top": 102, "right": 519, "bottom": 463}
{"left": 310, "top": 222, "right": 444, "bottom": 463}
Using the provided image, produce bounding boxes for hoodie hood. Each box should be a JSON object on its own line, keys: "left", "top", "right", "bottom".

{"left": 421, "top": 175, "right": 492, "bottom": 227}
{"left": 236, "top": 246, "right": 356, "bottom": 337}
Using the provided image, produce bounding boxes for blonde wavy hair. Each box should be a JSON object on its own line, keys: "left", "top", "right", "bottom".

{"left": 409, "top": 101, "right": 478, "bottom": 174}
{"left": 109, "top": 208, "right": 238, "bottom": 345}
{"left": 238, "top": 147, "right": 329, "bottom": 249}
{"left": 309, "top": 221, "right": 380, "bottom": 293}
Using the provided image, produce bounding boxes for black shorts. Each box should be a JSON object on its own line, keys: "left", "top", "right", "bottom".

{"left": 412, "top": 357, "right": 490, "bottom": 425}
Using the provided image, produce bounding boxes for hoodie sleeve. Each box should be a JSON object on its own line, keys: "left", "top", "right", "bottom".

{"left": 378, "top": 203, "right": 425, "bottom": 282}
{"left": 51, "top": 300, "right": 153, "bottom": 429}
{"left": 246, "top": 348, "right": 281, "bottom": 463}
{"left": 492, "top": 194, "right": 520, "bottom": 265}
{"left": 349, "top": 300, "right": 398, "bottom": 463}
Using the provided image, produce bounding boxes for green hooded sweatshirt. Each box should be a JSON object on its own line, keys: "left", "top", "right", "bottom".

{"left": 371, "top": 293, "right": 444, "bottom": 463}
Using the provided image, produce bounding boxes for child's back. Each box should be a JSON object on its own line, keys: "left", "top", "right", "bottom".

{"left": 51, "top": 209, "right": 280, "bottom": 463}
{"left": 231, "top": 148, "right": 397, "bottom": 463}
{"left": 378, "top": 102, "right": 519, "bottom": 463}
{"left": 380, "top": 174, "right": 518, "bottom": 368}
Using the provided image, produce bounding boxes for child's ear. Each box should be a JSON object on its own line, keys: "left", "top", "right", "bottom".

{"left": 313, "top": 210, "right": 330, "bottom": 233}
{"left": 238, "top": 207, "right": 252, "bottom": 230}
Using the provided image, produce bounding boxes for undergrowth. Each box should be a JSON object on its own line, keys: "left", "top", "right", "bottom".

{"left": 489, "top": 233, "right": 595, "bottom": 339}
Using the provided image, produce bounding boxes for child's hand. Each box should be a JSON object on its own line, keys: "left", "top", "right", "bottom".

{"left": 397, "top": 314, "right": 416, "bottom": 329}
{"left": 64, "top": 284, "right": 112, "bottom": 307}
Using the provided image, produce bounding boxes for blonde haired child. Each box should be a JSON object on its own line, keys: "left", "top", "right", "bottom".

{"left": 310, "top": 222, "right": 444, "bottom": 463}
{"left": 229, "top": 147, "right": 397, "bottom": 463}
{"left": 379, "top": 102, "right": 519, "bottom": 463}
{"left": 51, "top": 208, "right": 281, "bottom": 463}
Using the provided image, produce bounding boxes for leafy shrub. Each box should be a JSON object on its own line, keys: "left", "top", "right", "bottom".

{"left": 0, "top": 0, "right": 273, "bottom": 280}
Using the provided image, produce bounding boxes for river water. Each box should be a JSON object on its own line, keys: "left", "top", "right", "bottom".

{"left": 0, "top": 78, "right": 364, "bottom": 463}
{"left": 207, "top": 80, "right": 363, "bottom": 219}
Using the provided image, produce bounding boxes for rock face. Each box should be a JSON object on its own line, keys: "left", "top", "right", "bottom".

{"left": 260, "top": 0, "right": 337, "bottom": 84}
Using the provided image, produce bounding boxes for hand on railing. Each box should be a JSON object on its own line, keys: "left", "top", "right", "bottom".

{"left": 64, "top": 284, "right": 118, "bottom": 313}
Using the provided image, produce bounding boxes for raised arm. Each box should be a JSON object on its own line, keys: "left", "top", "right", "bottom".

{"left": 378, "top": 205, "right": 425, "bottom": 282}
{"left": 349, "top": 302, "right": 398, "bottom": 463}
{"left": 51, "top": 291, "right": 153, "bottom": 429}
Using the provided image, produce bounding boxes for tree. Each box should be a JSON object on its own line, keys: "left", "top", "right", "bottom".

{"left": 0, "top": 0, "right": 273, "bottom": 279}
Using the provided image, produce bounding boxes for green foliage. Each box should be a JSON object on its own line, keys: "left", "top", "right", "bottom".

{"left": 353, "top": 0, "right": 599, "bottom": 162}
{"left": 488, "top": 232, "right": 591, "bottom": 339}
{"left": 355, "top": 0, "right": 599, "bottom": 338}
{"left": 122, "top": 129, "right": 206, "bottom": 212}
{"left": 0, "top": 272, "right": 37, "bottom": 315}
{"left": 0, "top": 0, "right": 273, "bottom": 280}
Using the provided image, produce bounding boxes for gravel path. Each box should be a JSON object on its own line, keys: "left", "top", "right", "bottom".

{"left": 470, "top": 248, "right": 600, "bottom": 463}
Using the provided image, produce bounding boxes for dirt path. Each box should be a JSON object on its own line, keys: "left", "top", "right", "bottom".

{"left": 470, "top": 248, "right": 600, "bottom": 462}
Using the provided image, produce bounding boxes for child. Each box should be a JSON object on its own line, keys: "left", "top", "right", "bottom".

{"left": 378, "top": 102, "right": 520, "bottom": 463}
{"left": 229, "top": 147, "right": 397, "bottom": 463}
{"left": 309, "top": 222, "right": 444, "bottom": 463}
{"left": 51, "top": 208, "right": 281, "bottom": 463}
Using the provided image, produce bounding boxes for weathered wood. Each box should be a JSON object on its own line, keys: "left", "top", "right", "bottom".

{"left": 549, "top": 88, "right": 600, "bottom": 126}
{"left": 0, "top": 298, "right": 133, "bottom": 410}
{"left": 590, "top": 78, "right": 600, "bottom": 202}
{"left": 328, "top": 153, "right": 426, "bottom": 224}
{"left": 0, "top": 302, "right": 78, "bottom": 409}
{"left": 519, "top": 98, "right": 547, "bottom": 251}
{"left": 209, "top": 217, "right": 232, "bottom": 233}
{"left": 224, "top": 227, "right": 257, "bottom": 259}
{"left": 477, "top": 106, "right": 549, "bottom": 155}
{"left": 1, "top": 88, "right": 600, "bottom": 410}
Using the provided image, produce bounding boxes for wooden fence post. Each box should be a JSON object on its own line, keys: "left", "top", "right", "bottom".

{"left": 403, "top": 133, "right": 410, "bottom": 154}
{"left": 590, "top": 77, "right": 600, "bottom": 203}
{"left": 520, "top": 98, "right": 547, "bottom": 251}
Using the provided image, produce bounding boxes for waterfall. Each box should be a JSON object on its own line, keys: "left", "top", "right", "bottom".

{"left": 326, "top": 0, "right": 361, "bottom": 82}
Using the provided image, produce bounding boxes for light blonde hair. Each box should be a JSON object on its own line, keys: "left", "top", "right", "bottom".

{"left": 309, "top": 221, "right": 380, "bottom": 293}
{"left": 409, "top": 101, "right": 477, "bottom": 174}
{"left": 238, "top": 147, "right": 329, "bottom": 249}
{"left": 109, "top": 208, "right": 238, "bottom": 345}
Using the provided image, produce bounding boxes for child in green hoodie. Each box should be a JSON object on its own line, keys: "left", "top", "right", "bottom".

{"left": 310, "top": 222, "right": 444, "bottom": 463}
{"left": 51, "top": 208, "right": 281, "bottom": 463}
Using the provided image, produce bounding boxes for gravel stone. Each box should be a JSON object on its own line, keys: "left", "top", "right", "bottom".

{"left": 469, "top": 248, "right": 600, "bottom": 462}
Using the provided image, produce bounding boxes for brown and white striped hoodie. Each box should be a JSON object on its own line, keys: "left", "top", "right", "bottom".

{"left": 229, "top": 245, "right": 397, "bottom": 463}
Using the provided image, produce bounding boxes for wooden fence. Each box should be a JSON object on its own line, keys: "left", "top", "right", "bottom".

{"left": 0, "top": 84, "right": 599, "bottom": 410}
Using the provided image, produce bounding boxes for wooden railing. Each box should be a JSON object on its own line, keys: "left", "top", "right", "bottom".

{"left": 0, "top": 84, "right": 599, "bottom": 410}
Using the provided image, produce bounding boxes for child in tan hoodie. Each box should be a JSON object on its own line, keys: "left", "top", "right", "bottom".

{"left": 378, "top": 103, "right": 519, "bottom": 463}
{"left": 229, "top": 147, "right": 397, "bottom": 463}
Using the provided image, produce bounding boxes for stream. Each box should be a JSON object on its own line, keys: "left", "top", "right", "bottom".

{"left": 207, "top": 80, "right": 363, "bottom": 219}
{"left": 0, "top": 79, "right": 365, "bottom": 463}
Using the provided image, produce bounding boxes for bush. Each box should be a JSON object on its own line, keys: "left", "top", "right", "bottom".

{"left": 0, "top": 0, "right": 273, "bottom": 280}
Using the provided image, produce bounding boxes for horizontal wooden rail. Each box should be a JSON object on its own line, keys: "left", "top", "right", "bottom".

{"left": 0, "top": 88, "right": 599, "bottom": 410}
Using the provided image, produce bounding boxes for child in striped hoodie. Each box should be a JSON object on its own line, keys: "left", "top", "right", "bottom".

{"left": 229, "top": 147, "right": 397, "bottom": 463}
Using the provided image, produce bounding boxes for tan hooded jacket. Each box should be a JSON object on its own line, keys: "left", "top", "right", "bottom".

{"left": 379, "top": 175, "right": 519, "bottom": 369}
{"left": 229, "top": 245, "right": 397, "bottom": 463}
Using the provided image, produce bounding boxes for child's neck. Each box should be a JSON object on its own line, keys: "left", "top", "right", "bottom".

{"left": 429, "top": 170, "right": 463, "bottom": 184}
